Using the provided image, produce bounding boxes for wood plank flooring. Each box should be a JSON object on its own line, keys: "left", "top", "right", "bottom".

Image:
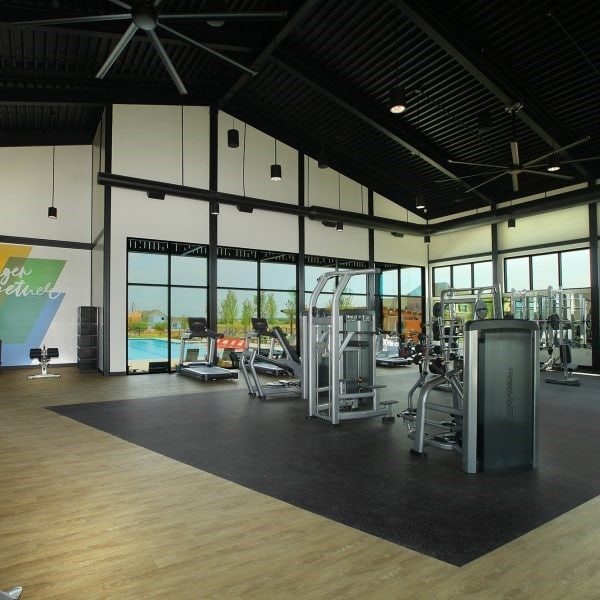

{"left": 0, "top": 367, "right": 598, "bottom": 599}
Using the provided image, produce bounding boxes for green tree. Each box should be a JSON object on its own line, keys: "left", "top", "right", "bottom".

{"left": 281, "top": 290, "right": 297, "bottom": 333}
{"left": 219, "top": 290, "right": 238, "bottom": 330}
{"left": 154, "top": 321, "right": 167, "bottom": 333}
{"left": 130, "top": 320, "right": 147, "bottom": 336}
{"left": 264, "top": 293, "right": 278, "bottom": 323}
{"left": 241, "top": 298, "right": 254, "bottom": 331}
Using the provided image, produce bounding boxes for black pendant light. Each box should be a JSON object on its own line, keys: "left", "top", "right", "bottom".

{"left": 227, "top": 115, "right": 239, "bottom": 148}
{"left": 270, "top": 138, "right": 282, "bottom": 181}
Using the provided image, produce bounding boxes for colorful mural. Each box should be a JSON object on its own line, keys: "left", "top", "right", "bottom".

{"left": 0, "top": 244, "right": 66, "bottom": 366}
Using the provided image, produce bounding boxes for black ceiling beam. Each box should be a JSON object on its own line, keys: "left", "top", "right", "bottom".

{"left": 220, "top": 0, "right": 321, "bottom": 105}
{"left": 0, "top": 130, "right": 94, "bottom": 146}
{"left": 98, "top": 171, "right": 599, "bottom": 237}
{"left": 97, "top": 171, "right": 425, "bottom": 236}
{"left": 273, "top": 47, "right": 495, "bottom": 209}
{"left": 0, "top": 88, "right": 216, "bottom": 106}
{"left": 396, "top": 0, "right": 591, "bottom": 179}
{"left": 427, "top": 183, "right": 599, "bottom": 235}
{"left": 0, "top": 21, "right": 253, "bottom": 53}
{"left": 231, "top": 103, "right": 418, "bottom": 208}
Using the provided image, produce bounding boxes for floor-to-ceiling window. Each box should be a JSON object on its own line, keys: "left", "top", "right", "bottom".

{"left": 216, "top": 247, "right": 299, "bottom": 361}
{"left": 431, "top": 259, "right": 495, "bottom": 320}
{"left": 504, "top": 248, "right": 591, "bottom": 364}
{"left": 378, "top": 263, "right": 425, "bottom": 343}
{"left": 304, "top": 255, "right": 370, "bottom": 310}
{"left": 127, "top": 238, "right": 208, "bottom": 374}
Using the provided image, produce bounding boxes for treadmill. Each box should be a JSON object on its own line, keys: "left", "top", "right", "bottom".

{"left": 246, "top": 318, "right": 295, "bottom": 376}
{"left": 178, "top": 317, "right": 238, "bottom": 382}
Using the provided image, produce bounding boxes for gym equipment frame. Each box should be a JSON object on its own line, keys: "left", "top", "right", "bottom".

{"left": 304, "top": 268, "right": 389, "bottom": 426}
{"left": 28, "top": 346, "right": 60, "bottom": 379}
{"left": 407, "top": 319, "right": 539, "bottom": 473}
{"left": 239, "top": 319, "right": 302, "bottom": 398}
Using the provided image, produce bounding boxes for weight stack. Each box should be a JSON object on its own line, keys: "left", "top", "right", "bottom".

{"left": 463, "top": 319, "right": 539, "bottom": 473}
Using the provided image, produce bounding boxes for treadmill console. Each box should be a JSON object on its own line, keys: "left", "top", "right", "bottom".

{"left": 251, "top": 317, "right": 269, "bottom": 334}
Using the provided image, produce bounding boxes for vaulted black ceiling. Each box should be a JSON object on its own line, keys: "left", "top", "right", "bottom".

{"left": 1, "top": 0, "right": 599, "bottom": 220}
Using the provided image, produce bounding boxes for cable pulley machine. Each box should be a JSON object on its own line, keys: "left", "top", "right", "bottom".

{"left": 303, "top": 268, "right": 390, "bottom": 426}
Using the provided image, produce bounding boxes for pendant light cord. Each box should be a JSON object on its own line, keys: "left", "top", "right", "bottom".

{"left": 51, "top": 145, "right": 56, "bottom": 208}
{"left": 181, "top": 105, "right": 184, "bottom": 185}
{"left": 242, "top": 122, "right": 247, "bottom": 197}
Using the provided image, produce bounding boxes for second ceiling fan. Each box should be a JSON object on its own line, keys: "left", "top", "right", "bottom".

{"left": 448, "top": 107, "right": 599, "bottom": 194}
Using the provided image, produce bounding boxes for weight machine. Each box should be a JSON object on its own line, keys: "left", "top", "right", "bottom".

{"left": 303, "top": 268, "right": 391, "bottom": 426}
{"left": 401, "top": 286, "right": 538, "bottom": 473}
{"left": 28, "top": 346, "right": 60, "bottom": 379}
{"left": 507, "top": 287, "right": 587, "bottom": 385}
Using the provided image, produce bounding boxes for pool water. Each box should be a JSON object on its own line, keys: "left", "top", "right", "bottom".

{"left": 127, "top": 338, "right": 183, "bottom": 360}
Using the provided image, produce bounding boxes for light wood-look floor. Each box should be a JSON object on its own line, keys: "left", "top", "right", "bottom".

{"left": 1, "top": 366, "right": 599, "bottom": 599}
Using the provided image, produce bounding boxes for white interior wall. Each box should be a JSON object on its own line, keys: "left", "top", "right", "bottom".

{"left": 373, "top": 194, "right": 428, "bottom": 264}
{"left": 373, "top": 192, "right": 426, "bottom": 224}
{"left": 305, "top": 221, "right": 368, "bottom": 260}
{"left": 428, "top": 225, "right": 492, "bottom": 260}
{"left": 109, "top": 104, "right": 213, "bottom": 372}
{"left": 217, "top": 204, "right": 298, "bottom": 251}
{"left": 497, "top": 205, "right": 589, "bottom": 251}
{"left": 303, "top": 158, "right": 368, "bottom": 259}
{"left": 0, "top": 145, "right": 92, "bottom": 243}
{"left": 374, "top": 230, "right": 428, "bottom": 265}
{"left": 91, "top": 116, "right": 106, "bottom": 371}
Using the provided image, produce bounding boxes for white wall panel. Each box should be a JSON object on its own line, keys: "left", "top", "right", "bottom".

{"left": 373, "top": 192, "right": 426, "bottom": 224}
{"left": 305, "top": 220, "right": 368, "bottom": 260}
{"left": 112, "top": 104, "right": 182, "bottom": 183}
{"left": 218, "top": 114, "right": 297, "bottom": 204}
{"left": 498, "top": 205, "right": 589, "bottom": 250}
{"left": 217, "top": 204, "right": 298, "bottom": 252}
{"left": 374, "top": 230, "right": 428, "bottom": 265}
{"left": 0, "top": 145, "right": 92, "bottom": 244}
{"left": 429, "top": 226, "right": 491, "bottom": 260}
{"left": 182, "top": 106, "right": 210, "bottom": 189}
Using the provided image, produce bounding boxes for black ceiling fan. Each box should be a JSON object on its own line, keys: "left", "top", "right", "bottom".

{"left": 447, "top": 107, "right": 600, "bottom": 194}
{"left": 12, "top": 0, "right": 288, "bottom": 95}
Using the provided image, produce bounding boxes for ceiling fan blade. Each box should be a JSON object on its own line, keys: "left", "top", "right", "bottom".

{"left": 146, "top": 29, "right": 188, "bottom": 95}
{"left": 158, "top": 11, "right": 288, "bottom": 22}
{"left": 510, "top": 140, "right": 520, "bottom": 166}
{"left": 434, "top": 169, "right": 500, "bottom": 182}
{"left": 511, "top": 172, "right": 519, "bottom": 192}
{"left": 560, "top": 156, "right": 600, "bottom": 164}
{"left": 464, "top": 171, "right": 508, "bottom": 193}
{"left": 448, "top": 159, "right": 507, "bottom": 169}
{"left": 13, "top": 14, "right": 131, "bottom": 27}
{"left": 108, "top": 0, "right": 132, "bottom": 9}
{"left": 158, "top": 23, "right": 257, "bottom": 77}
{"left": 520, "top": 168, "right": 574, "bottom": 181}
{"left": 523, "top": 136, "right": 592, "bottom": 167}
{"left": 96, "top": 22, "right": 138, "bottom": 79}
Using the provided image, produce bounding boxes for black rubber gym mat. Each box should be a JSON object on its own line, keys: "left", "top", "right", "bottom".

{"left": 48, "top": 379, "right": 600, "bottom": 566}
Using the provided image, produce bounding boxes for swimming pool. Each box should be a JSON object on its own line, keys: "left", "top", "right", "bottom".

{"left": 127, "top": 338, "right": 182, "bottom": 360}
